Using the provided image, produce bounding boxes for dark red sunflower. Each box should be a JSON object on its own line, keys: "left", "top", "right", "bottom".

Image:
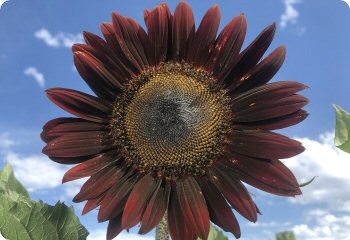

{"left": 41, "top": 2, "right": 308, "bottom": 240}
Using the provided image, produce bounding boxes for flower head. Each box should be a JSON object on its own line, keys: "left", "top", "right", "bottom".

{"left": 41, "top": 2, "right": 308, "bottom": 240}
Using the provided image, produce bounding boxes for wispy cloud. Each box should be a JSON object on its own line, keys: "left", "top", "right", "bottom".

{"left": 292, "top": 209, "right": 350, "bottom": 239}
{"left": 0, "top": 132, "right": 15, "bottom": 148}
{"left": 4, "top": 152, "right": 66, "bottom": 191}
{"left": 286, "top": 132, "right": 350, "bottom": 212}
{"left": 280, "top": 0, "right": 302, "bottom": 29}
{"left": 0, "top": 132, "right": 83, "bottom": 198}
{"left": 24, "top": 66, "right": 45, "bottom": 88}
{"left": 34, "top": 28, "right": 83, "bottom": 48}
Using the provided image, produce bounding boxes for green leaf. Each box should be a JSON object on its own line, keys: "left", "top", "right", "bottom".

{"left": 0, "top": 163, "right": 89, "bottom": 240}
{"left": 0, "top": 162, "right": 29, "bottom": 199}
{"left": 276, "top": 231, "right": 297, "bottom": 240}
{"left": 206, "top": 224, "right": 229, "bottom": 240}
{"left": 334, "top": 104, "right": 350, "bottom": 153}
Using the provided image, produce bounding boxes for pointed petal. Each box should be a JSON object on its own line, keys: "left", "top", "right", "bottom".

{"left": 209, "top": 167, "right": 258, "bottom": 222}
{"left": 187, "top": 5, "right": 221, "bottom": 66}
{"left": 222, "top": 154, "right": 301, "bottom": 196}
{"left": 41, "top": 117, "right": 104, "bottom": 143}
{"left": 129, "top": 18, "right": 156, "bottom": 66}
{"left": 168, "top": 186, "right": 196, "bottom": 240}
{"left": 198, "top": 177, "right": 241, "bottom": 238}
{"left": 82, "top": 193, "right": 106, "bottom": 215}
{"left": 144, "top": 3, "right": 172, "bottom": 63}
{"left": 73, "top": 165, "right": 126, "bottom": 202}
{"left": 98, "top": 172, "right": 139, "bottom": 222}
{"left": 232, "top": 81, "right": 307, "bottom": 106}
{"left": 73, "top": 49, "right": 124, "bottom": 101}
{"left": 234, "top": 94, "right": 308, "bottom": 123}
{"left": 100, "top": 22, "right": 141, "bottom": 75}
{"left": 229, "top": 46, "right": 286, "bottom": 93}
{"left": 82, "top": 31, "right": 133, "bottom": 82}
{"left": 62, "top": 151, "right": 121, "bottom": 183}
{"left": 176, "top": 177, "right": 210, "bottom": 240}
{"left": 43, "top": 131, "right": 110, "bottom": 158}
{"left": 122, "top": 174, "right": 160, "bottom": 229}
{"left": 223, "top": 23, "right": 276, "bottom": 85}
{"left": 139, "top": 180, "right": 170, "bottom": 234}
{"left": 49, "top": 155, "right": 93, "bottom": 165}
{"left": 207, "top": 15, "right": 246, "bottom": 78}
{"left": 234, "top": 109, "right": 308, "bottom": 130}
{"left": 228, "top": 130, "right": 305, "bottom": 159}
{"left": 46, "top": 88, "right": 111, "bottom": 123}
{"left": 112, "top": 13, "right": 149, "bottom": 70}
{"left": 107, "top": 213, "right": 123, "bottom": 240}
{"left": 172, "top": 2, "right": 195, "bottom": 61}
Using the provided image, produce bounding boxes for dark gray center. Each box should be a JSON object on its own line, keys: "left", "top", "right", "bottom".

{"left": 141, "top": 91, "right": 201, "bottom": 145}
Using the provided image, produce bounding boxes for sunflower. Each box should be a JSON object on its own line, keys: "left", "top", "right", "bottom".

{"left": 41, "top": 2, "right": 308, "bottom": 240}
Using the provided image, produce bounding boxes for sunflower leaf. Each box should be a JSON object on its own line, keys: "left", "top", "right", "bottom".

{"left": 334, "top": 104, "right": 350, "bottom": 153}
{"left": 205, "top": 224, "right": 229, "bottom": 240}
{"left": 0, "top": 162, "right": 29, "bottom": 199}
{"left": 276, "top": 230, "right": 297, "bottom": 240}
{"left": 0, "top": 163, "right": 89, "bottom": 240}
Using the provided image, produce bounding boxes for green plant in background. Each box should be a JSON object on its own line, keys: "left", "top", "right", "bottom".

{"left": 276, "top": 231, "right": 297, "bottom": 240}
{"left": 0, "top": 163, "right": 88, "bottom": 240}
{"left": 334, "top": 104, "right": 350, "bottom": 153}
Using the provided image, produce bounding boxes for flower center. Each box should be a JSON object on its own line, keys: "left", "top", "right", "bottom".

{"left": 112, "top": 63, "right": 231, "bottom": 178}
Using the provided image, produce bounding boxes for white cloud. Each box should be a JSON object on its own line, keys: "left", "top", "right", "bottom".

{"left": 24, "top": 66, "right": 45, "bottom": 88}
{"left": 4, "top": 152, "right": 66, "bottom": 191}
{"left": 0, "top": 130, "right": 85, "bottom": 199}
{"left": 292, "top": 209, "right": 350, "bottom": 240}
{"left": 285, "top": 132, "right": 350, "bottom": 211}
{"left": 34, "top": 28, "right": 83, "bottom": 48}
{"left": 0, "top": 133, "right": 15, "bottom": 148}
{"left": 280, "top": 0, "right": 302, "bottom": 29}
{"left": 87, "top": 229, "right": 154, "bottom": 240}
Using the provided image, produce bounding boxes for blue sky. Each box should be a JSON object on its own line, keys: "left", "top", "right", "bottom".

{"left": 1, "top": 0, "right": 350, "bottom": 239}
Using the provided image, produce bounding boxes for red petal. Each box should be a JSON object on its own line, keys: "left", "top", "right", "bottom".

{"left": 139, "top": 180, "right": 170, "bottom": 234}
{"left": 122, "top": 174, "right": 160, "bottom": 229}
{"left": 62, "top": 151, "right": 121, "bottom": 183}
{"left": 223, "top": 23, "right": 276, "bottom": 85}
{"left": 222, "top": 154, "right": 301, "bottom": 196}
{"left": 209, "top": 167, "right": 258, "bottom": 222}
{"left": 73, "top": 165, "right": 126, "bottom": 202}
{"left": 46, "top": 88, "right": 111, "bottom": 123}
{"left": 98, "top": 172, "right": 139, "bottom": 222}
{"left": 41, "top": 117, "right": 104, "bottom": 143}
{"left": 73, "top": 49, "right": 124, "bottom": 100}
{"left": 82, "top": 31, "right": 132, "bottom": 82}
{"left": 229, "top": 46, "right": 286, "bottom": 94}
{"left": 207, "top": 15, "right": 246, "bottom": 78}
{"left": 227, "top": 130, "right": 305, "bottom": 159}
{"left": 112, "top": 13, "right": 149, "bottom": 70}
{"left": 234, "top": 109, "right": 308, "bottom": 130}
{"left": 172, "top": 2, "right": 195, "bottom": 61}
{"left": 198, "top": 177, "right": 241, "bottom": 238}
{"left": 100, "top": 22, "right": 140, "bottom": 75}
{"left": 107, "top": 213, "right": 123, "bottom": 240}
{"left": 176, "top": 177, "right": 210, "bottom": 240}
{"left": 82, "top": 193, "right": 105, "bottom": 215}
{"left": 128, "top": 18, "right": 156, "bottom": 66}
{"left": 234, "top": 94, "right": 308, "bottom": 123}
{"left": 187, "top": 5, "right": 221, "bottom": 66}
{"left": 43, "top": 131, "right": 110, "bottom": 158}
{"left": 168, "top": 185, "right": 197, "bottom": 240}
{"left": 144, "top": 3, "right": 172, "bottom": 63}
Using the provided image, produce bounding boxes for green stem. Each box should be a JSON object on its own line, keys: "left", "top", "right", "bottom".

{"left": 155, "top": 213, "right": 169, "bottom": 240}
